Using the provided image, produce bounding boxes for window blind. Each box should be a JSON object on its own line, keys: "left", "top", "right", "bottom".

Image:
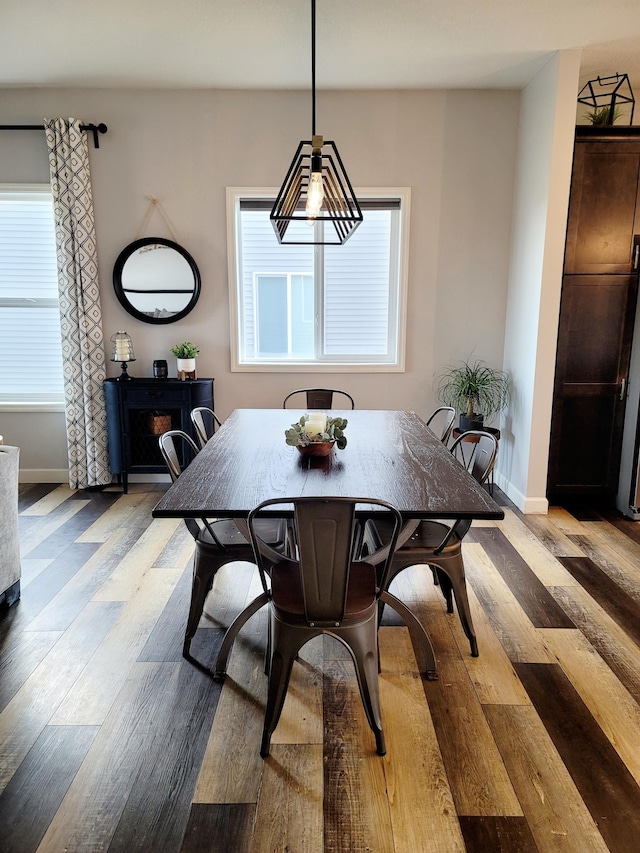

{"left": 0, "top": 186, "right": 64, "bottom": 404}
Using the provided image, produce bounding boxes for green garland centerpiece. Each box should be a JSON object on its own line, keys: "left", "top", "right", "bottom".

{"left": 285, "top": 414, "right": 348, "bottom": 450}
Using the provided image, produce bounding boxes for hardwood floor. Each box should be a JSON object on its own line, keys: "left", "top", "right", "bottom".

{"left": 1, "top": 482, "right": 640, "bottom": 852}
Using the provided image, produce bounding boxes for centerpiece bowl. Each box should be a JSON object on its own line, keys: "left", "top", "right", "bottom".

{"left": 297, "top": 440, "right": 335, "bottom": 457}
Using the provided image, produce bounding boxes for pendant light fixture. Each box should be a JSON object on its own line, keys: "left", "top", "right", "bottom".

{"left": 270, "top": 0, "right": 363, "bottom": 245}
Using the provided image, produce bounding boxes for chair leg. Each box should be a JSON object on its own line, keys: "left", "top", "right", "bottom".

{"left": 434, "top": 568, "right": 454, "bottom": 613}
{"left": 340, "top": 620, "right": 386, "bottom": 755}
{"left": 261, "top": 614, "right": 301, "bottom": 758}
{"left": 430, "top": 557, "right": 479, "bottom": 657}
{"left": 380, "top": 590, "right": 438, "bottom": 679}
{"left": 213, "top": 591, "right": 270, "bottom": 681}
{"left": 182, "top": 548, "right": 220, "bottom": 660}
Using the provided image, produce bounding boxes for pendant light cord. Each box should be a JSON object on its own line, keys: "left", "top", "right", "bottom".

{"left": 311, "top": 0, "right": 316, "bottom": 136}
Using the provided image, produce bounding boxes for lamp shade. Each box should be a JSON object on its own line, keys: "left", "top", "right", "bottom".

{"left": 110, "top": 331, "right": 136, "bottom": 363}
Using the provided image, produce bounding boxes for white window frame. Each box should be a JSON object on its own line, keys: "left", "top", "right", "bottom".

{"left": 226, "top": 187, "right": 410, "bottom": 373}
{"left": 0, "top": 184, "right": 64, "bottom": 411}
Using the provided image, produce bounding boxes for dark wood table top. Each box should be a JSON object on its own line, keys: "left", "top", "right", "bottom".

{"left": 152, "top": 409, "right": 504, "bottom": 522}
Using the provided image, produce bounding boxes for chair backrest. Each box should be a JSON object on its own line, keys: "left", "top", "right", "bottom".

{"left": 190, "top": 406, "right": 222, "bottom": 449}
{"left": 426, "top": 406, "right": 456, "bottom": 444}
{"left": 282, "top": 388, "right": 355, "bottom": 410}
{"left": 248, "top": 496, "right": 402, "bottom": 625}
{"left": 450, "top": 430, "right": 498, "bottom": 485}
{"left": 158, "top": 429, "right": 200, "bottom": 482}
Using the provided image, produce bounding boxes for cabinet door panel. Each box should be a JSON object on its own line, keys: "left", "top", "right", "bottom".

{"left": 564, "top": 142, "right": 640, "bottom": 275}
{"left": 548, "top": 275, "right": 637, "bottom": 496}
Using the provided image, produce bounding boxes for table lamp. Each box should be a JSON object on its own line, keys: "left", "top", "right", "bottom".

{"left": 110, "top": 331, "right": 136, "bottom": 380}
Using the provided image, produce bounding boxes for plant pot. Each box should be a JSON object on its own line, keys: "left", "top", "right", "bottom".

{"left": 176, "top": 358, "right": 197, "bottom": 380}
{"left": 297, "top": 441, "right": 335, "bottom": 457}
{"left": 459, "top": 414, "right": 484, "bottom": 432}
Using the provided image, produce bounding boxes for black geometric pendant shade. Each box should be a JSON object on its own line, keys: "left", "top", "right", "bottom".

{"left": 270, "top": 1, "right": 363, "bottom": 245}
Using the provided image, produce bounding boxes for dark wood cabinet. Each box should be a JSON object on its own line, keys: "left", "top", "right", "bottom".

{"left": 104, "top": 377, "right": 214, "bottom": 492}
{"left": 548, "top": 127, "right": 640, "bottom": 498}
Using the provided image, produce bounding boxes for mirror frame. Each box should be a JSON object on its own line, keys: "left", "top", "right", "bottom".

{"left": 113, "top": 237, "right": 201, "bottom": 325}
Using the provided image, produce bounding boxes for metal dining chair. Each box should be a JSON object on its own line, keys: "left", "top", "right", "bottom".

{"left": 158, "top": 429, "right": 287, "bottom": 672}
{"left": 190, "top": 406, "right": 222, "bottom": 449}
{"left": 282, "top": 388, "right": 355, "bottom": 410}
{"left": 426, "top": 406, "right": 456, "bottom": 444}
{"left": 364, "top": 430, "right": 498, "bottom": 657}
{"left": 229, "top": 496, "right": 406, "bottom": 757}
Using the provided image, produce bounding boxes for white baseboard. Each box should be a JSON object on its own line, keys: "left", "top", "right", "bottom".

{"left": 494, "top": 470, "right": 549, "bottom": 515}
{"left": 19, "top": 470, "right": 171, "bottom": 485}
{"left": 19, "top": 469, "right": 69, "bottom": 483}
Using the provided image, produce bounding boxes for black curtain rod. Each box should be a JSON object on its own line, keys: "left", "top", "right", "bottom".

{"left": 0, "top": 122, "right": 108, "bottom": 148}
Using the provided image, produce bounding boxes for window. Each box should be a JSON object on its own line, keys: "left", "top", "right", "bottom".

{"left": 0, "top": 185, "right": 64, "bottom": 407}
{"left": 227, "top": 188, "right": 410, "bottom": 371}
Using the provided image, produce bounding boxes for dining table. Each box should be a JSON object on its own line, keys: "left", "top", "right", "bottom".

{"left": 152, "top": 408, "right": 505, "bottom": 680}
{"left": 151, "top": 408, "right": 505, "bottom": 523}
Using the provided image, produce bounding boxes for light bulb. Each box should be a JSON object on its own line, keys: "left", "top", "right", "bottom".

{"left": 306, "top": 171, "right": 324, "bottom": 219}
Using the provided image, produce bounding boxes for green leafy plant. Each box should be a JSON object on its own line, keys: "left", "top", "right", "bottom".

{"left": 436, "top": 359, "right": 509, "bottom": 423}
{"left": 285, "top": 415, "right": 348, "bottom": 449}
{"left": 584, "top": 104, "right": 622, "bottom": 126}
{"left": 170, "top": 341, "right": 199, "bottom": 358}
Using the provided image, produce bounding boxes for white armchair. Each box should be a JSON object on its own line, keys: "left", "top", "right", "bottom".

{"left": 0, "top": 445, "right": 21, "bottom": 607}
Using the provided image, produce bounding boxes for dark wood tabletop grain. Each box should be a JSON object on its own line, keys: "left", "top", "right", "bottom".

{"left": 151, "top": 409, "right": 504, "bottom": 521}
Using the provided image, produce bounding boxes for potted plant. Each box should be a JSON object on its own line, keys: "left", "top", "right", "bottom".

{"left": 436, "top": 359, "right": 509, "bottom": 431}
{"left": 171, "top": 341, "right": 199, "bottom": 380}
{"left": 285, "top": 414, "right": 348, "bottom": 456}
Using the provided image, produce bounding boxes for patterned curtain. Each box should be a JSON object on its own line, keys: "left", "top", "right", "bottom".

{"left": 45, "top": 118, "right": 111, "bottom": 489}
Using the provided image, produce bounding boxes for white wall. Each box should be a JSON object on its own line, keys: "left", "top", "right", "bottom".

{"left": 0, "top": 86, "right": 520, "bottom": 480}
{"left": 499, "top": 50, "right": 582, "bottom": 512}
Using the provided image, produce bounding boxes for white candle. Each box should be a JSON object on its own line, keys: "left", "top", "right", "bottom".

{"left": 115, "top": 341, "right": 128, "bottom": 360}
{"left": 304, "top": 413, "right": 327, "bottom": 438}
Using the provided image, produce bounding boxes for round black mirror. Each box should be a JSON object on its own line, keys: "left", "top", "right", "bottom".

{"left": 113, "top": 237, "right": 201, "bottom": 324}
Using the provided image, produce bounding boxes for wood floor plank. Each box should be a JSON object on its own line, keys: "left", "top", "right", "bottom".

{"left": 514, "top": 662, "right": 640, "bottom": 853}
{"left": 557, "top": 556, "right": 640, "bottom": 648}
{"left": 517, "top": 508, "right": 588, "bottom": 557}
{"left": 552, "top": 583, "right": 640, "bottom": 705}
{"left": 0, "top": 724, "right": 98, "bottom": 853}
{"left": 419, "top": 608, "right": 522, "bottom": 816}
{"left": 449, "top": 583, "right": 533, "bottom": 706}
{"left": 0, "top": 600, "right": 121, "bottom": 792}
{"left": 192, "top": 606, "right": 268, "bottom": 804}
{"left": 380, "top": 628, "right": 465, "bottom": 853}
{"left": 567, "top": 529, "right": 640, "bottom": 600}
{"left": 472, "top": 527, "right": 575, "bottom": 628}
{"left": 19, "top": 484, "right": 76, "bottom": 516}
{"left": 252, "top": 744, "right": 323, "bottom": 852}
{"left": 458, "top": 816, "right": 538, "bottom": 853}
{"left": 484, "top": 704, "right": 609, "bottom": 853}
{"left": 76, "top": 490, "right": 167, "bottom": 543}
{"left": 323, "top": 658, "right": 395, "bottom": 853}
{"left": 464, "top": 543, "right": 557, "bottom": 664}
{"left": 180, "top": 803, "right": 255, "bottom": 853}
{"left": 0, "top": 629, "right": 61, "bottom": 714}
{"left": 23, "top": 527, "right": 146, "bottom": 633}
{"left": 547, "top": 506, "right": 591, "bottom": 534}
{"left": 49, "top": 569, "right": 181, "bottom": 726}
{"left": 37, "top": 661, "right": 216, "bottom": 852}
{"left": 17, "top": 483, "right": 59, "bottom": 513}
{"left": 7, "top": 542, "right": 99, "bottom": 626}
{"left": 539, "top": 627, "right": 640, "bottom": 787}
{"left": 494, "top": 507, "right": 583, "bottom": 583}
{"left": 18, "top": 558, "right": 53, "bottom": 588}
{"left": 92, "top": 518, "right": 182, "bottom": 602}
{"left": 105, "top": 663, "right": 221, "bottom": 852}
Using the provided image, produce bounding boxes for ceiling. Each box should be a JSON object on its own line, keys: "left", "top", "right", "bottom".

{"left": 3, "top": 0, "right": 640, "bottom": 95}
